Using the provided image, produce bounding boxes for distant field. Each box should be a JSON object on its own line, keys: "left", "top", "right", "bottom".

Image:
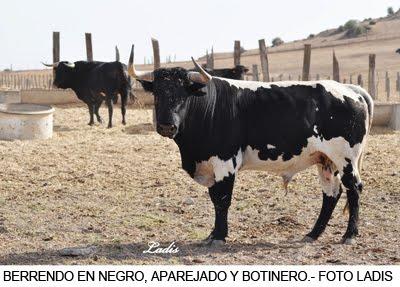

{"left": 2, "top": 14, "right": 400, "bottom": 102}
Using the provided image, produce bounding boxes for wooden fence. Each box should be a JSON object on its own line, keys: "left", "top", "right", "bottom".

{"left": 0, "top": 72, "right": 54, "bottom": 90}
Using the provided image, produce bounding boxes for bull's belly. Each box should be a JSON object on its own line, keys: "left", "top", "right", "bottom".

{"left": 241, "top": 145, "right": 318, "bottom": 178}
{"left": 193, "top": 144, "right": 320, "bottom": 188}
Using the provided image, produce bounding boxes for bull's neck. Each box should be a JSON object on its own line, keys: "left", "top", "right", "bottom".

{"left": 174, "top": 79, "right": 241, "bottom": 157}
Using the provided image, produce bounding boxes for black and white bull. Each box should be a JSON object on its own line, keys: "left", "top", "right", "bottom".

{"left": 42, "top": 61, "right": 133, "bottom": 128}
{"left": 128, "top": 49, "right": 373, "bottom": 246}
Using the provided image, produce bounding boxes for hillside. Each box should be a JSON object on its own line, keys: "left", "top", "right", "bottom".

{"left": 2, "top": 9, "right": 400, "bottom": 101}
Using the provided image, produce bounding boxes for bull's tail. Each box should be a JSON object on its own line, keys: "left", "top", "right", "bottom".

{"left": 343, "top": 84, "right": 374, "bottom": 215}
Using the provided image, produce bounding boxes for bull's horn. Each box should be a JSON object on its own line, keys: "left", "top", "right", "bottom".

{"left": 127, "top": 44, "right": 154, "bottom": 82}
{"left": 64, "top": 62, "right": 75, "bottom": 68}
{"left": 41, "top": 62, "right": 59, "bottom": 68}
{"left": 190, "top": 57, "right": 212, "bottom": 83}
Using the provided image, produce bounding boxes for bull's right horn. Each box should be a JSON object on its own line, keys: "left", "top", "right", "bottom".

{"left": 189, "top": 57, "right": 212, "bottom": 84}
{"left": 127, "top": 44, "right": 154, "bottom": 82}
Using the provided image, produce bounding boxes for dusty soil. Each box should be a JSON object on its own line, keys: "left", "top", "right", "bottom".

{"left": 0, "top": 105, "right": 399, "bottom": 265}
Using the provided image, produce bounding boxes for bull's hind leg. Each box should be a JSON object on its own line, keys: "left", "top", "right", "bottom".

{"left": 304, "top": 158, "right": 342, "bottom": 242}
{"left": 94, "top": 98, "right": 104, "bottom": 123}
{"left": 120, "top": 90, "right": 128, "bottom": 125}
{"left": 340, "top": 158, "right": 363, "bottom": 244}
{"left": 105, "top": 96, "right": 113, "bottom": 128}
{"left": 204, "top": 175, "right": 235, "bottom": 247}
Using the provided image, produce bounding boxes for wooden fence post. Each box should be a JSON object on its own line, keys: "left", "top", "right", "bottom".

{"left": 288, "top": 74, "right": 292, "bottom": 80}
{"left": 302, "top": 44, "right": 311, "bottom": 81}
{"left": 396, "top": 72, "right": 400, "bottom": 95}
{"left": 209, "top": 46, "right": 214, "bottom": 69}
{"left": 151, "top": 38, "right": 161, "bottom": 69}
{"left": 368, "top": 54, "right": 376, "bottom": 99}
{"left": 316, "top": 74, "right": 320, "bottom": 80}
{"left": 115, "top": 46, "right": 120, "bottom": 62}
{"left": 333, "top": 50, "right": 340, "bottom": 82}
{"left": 357, "top": 74, "right": 363, "bottom": 87}
{"left": 252, "top": 64, "right": 259, "bottom": 81}
{"left": 234, "top": 40, "right": 242, "bottom": 79}
{"left": 151, "top": 38, "right": 161, "bottom": 127}
{"left": 350, "top": 75, "right": 353, "bottom": 84}
{"left": 385, "top": 71, "right": 390, "bottom": 102}
{"left": 85, "top": 33, "right": 93, "bottom": 61}
{"left": 53, "top": 31, "right": 60, "bottom": 79}
{"left": 234, "top": 40, "right": 241, "bottom": 66}
{"left": 258, "top": 39, "right": 270, "bottom": 82}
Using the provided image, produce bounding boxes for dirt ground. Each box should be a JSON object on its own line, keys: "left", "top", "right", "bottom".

{"left": 0, "top": 104, "right": 399, "bottom": 265}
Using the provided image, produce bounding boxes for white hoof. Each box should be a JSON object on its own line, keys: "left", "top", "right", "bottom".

{"left": 209, "top": 240, "right": 225, "bottom": 248}
{"left": 201, "top": 237, "right": 225, "bottom": 247}
{"left": 342, "top": 238, "right": 355, "bottom": 245}
{"left": 301, "top": 236, "right": 315, "bottom": 243}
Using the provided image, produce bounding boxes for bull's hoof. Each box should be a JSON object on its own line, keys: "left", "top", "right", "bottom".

{"left": 301, "top": 236, "right": 316, "bottom": 243}
{"left": 122, "top": 120, "right": 126, "bottom": 126}
{"left": 107, "top": 124, "right": 112, "bottom": 129}
{"left": 88, "top": 122, "right": 94, "bottom": 126}
{"left": 341, "top": 238, "right": 355, "bottom": 245}
{"left": 201, "top": 234, "right": 226, "bottom": 248}
{"left": 97, "top": 118, "right": 103, "bottom": 124}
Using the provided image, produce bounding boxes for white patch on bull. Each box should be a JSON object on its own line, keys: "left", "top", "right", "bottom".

{"left": 267, "top": 144, "right": 276, "bottom": 149}
{"left": 193, "top": 149, "right": 243, "bottom": 187}
{"left": 315, "top": 107, "right": 319, "bottom": 111}
{"left": 238, "top": 133, "right": 364, "bottom": 192}
{"left": 313, "top": 125, "right": 318, "bottom": 134}
{"left": 215, "top": 78, "right": 364, "bottom": 103}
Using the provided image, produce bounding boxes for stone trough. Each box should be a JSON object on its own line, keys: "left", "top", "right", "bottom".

{"left": 0, "top": 103, "right": 54, "bottom": 140}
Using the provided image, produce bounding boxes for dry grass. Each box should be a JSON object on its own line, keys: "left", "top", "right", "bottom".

{"left": 0, "top": 105, "right": 399, "bottom": 265}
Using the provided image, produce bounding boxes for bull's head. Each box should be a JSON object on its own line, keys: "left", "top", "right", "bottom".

{"left": 42, "top": 61, "right": 75, "bottom": 89}
{"left": 127, "top": 45, "right": 210, "bottom": 139}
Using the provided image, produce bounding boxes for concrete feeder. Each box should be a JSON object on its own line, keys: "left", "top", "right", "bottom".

{"left": 0, "top": 103, "right": 55, "bottom": 140}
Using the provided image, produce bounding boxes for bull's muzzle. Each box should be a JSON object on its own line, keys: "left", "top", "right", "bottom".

{"left": 157, "top": 124, "right": 177, "bottom": 139}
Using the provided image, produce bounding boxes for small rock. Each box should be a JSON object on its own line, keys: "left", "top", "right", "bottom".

{"left": 192, "top": 258, "right": 205, "bottom": 264}
{"left": 59, "top": 246, "right": 96, "bottom": 257}
{"left": 183, "top": 197, "right": 195, "bottom": 205}
{"left": 42, "top": 236, "right": 53, "bottom": 241}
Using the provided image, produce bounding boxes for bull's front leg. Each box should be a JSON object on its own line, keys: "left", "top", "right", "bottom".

{"left": 87, "top": 103, "right": 95, "bottom": 126}
{"left": 203, "top": 175, "right": 235, "bottom": 247}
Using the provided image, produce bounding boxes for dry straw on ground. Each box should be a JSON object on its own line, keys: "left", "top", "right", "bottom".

{"left": 0, "top": 105, "right": 399, "bottom": 264}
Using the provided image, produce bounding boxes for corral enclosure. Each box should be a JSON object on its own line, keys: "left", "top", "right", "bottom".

{"left": 0, "top": 7, "right": 400, "bottom": 266}
{"left": 0, "top": 105, "right": 399, "bottom": 264}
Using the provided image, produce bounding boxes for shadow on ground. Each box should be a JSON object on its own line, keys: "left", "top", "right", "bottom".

{"left": 124, "top": 123, "right": 154, "bottom": 135}
{"left": 0, "top": 240, "right": 307, "bottom": 265}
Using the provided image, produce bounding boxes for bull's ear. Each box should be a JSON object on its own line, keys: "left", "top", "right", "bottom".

{"left": 188, "top": 82, "right": 206, "bottom": 97}
{"left": 137, "top": 80, "right": 153, "bottom": 92}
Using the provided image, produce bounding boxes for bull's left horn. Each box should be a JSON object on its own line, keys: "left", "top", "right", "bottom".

{"left": 190, "top": 57, "right": 212, "bottom": 84}
{"left": 127, "top": 44, "right": 154, "bottom": 82}
{"left": 41, "top": 62, "right": 59, "bottom": 68}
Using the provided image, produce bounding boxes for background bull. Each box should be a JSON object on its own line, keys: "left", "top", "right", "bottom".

{"left": 43, "top": 60, "right": 134, "bottom": 128}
